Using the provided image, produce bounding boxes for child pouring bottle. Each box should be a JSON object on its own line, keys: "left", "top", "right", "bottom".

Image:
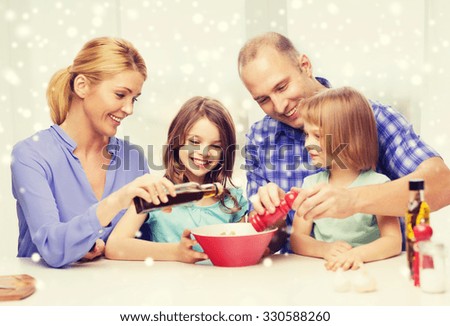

{"left": 105, "top": 96, "right": 247, "bottom": 263}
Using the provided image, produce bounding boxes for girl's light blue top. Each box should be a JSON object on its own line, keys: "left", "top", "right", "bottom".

{"left": 147, "top": 187, "right": 248, "bottom": 250}
{"left": 302, "top": 169, "right": 390, "bottom": 247}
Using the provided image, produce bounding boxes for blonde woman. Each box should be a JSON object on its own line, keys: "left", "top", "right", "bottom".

{"left": 290, "top": 87, "right": 402, "bottom": 270}
{"left": 11, "top": 37, "right": 182, "bottom": 268}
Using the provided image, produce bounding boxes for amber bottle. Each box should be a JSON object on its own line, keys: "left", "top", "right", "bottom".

{"left": 134, "top": 182, "right": 224, "bottom": 214}
{"left": 405, "top": 179, "right": 430, "bottom": 279}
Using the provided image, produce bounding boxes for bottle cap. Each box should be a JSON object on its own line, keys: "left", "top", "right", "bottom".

{"left": 409, "top": 179, "right": 424, "bottom": 191}
{"left": 413, "top": 223, "right": 433, "bottom": 241}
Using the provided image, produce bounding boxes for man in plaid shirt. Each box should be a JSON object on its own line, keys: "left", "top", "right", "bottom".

{"left": 238, "top": 32, "right": 450, "bottom": 253}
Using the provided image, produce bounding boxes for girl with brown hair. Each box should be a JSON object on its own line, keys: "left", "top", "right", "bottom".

{"left": 105, "top": 96, "right": 247, "bottom": 262}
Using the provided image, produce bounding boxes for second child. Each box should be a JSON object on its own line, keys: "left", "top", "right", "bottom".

{"left": 290, "top": 87, "right": 402, "bottom": 270}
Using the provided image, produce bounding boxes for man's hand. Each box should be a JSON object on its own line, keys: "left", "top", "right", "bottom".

{"left": 250, "top": 182, "right": 286, "bottom": 215}
{"left": 294, "top": 183, "right": 357, "bottom": 220}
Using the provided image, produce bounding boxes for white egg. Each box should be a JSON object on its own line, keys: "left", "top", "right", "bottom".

{"left": 352, "top": 270, "right": 377, "bottom": 293}
{"left": 333, "top": 268, "right": 351, "bottom": 292}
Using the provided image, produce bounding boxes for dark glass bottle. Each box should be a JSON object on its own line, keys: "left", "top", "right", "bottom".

{"left": 249, "top": 191, "right": 299, "bottom": 232}
{"left": 405, "top": 179, "right": 430, "bottom": 279}
{"left": 134, "top": 182, "right": 224, "bottom": 214}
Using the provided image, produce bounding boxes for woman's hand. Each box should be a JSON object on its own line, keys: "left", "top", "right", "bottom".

{"left": 176, "top": 229, "right": 208, "bottom": 263}
{"left": 97, "top": 174, "right": 176, "bottom": 227}
{"left": 108, "top": 174, "right": 177, "bottom": 211}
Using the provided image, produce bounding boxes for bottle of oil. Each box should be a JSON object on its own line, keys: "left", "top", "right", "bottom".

{"left": 405, "top": 179, "right": 430, "bottom": 280}
{"left": 249, "top": 191, "right": 299, "bottom": 232}
{"left": 134, "top": 182, "right": 224, "bottom": 214}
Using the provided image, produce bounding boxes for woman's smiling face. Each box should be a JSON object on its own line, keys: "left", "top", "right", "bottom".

{"left": 81, "top": 70, "right": 144, "bottom": 137}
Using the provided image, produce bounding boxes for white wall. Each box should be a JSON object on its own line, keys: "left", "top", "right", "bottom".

{"left": 1, "top": 0, "right": 449, "bottom": 259}
{"left": 285, "top": 0, "right": 450, "bottom": 248}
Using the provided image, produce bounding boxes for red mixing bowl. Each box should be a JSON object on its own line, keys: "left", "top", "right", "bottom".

{"left": 191, "top": 223, "right": 277, "bottom": 267}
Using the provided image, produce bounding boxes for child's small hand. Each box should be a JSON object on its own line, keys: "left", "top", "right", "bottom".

{"left": 323, "top": 241, "right": 352, "bottom": 265}
{"left": 325, "top": 249, "right": 363, "bottom": 271}
{"left": 177, "top": 229, "right": 208, "bottom": 263}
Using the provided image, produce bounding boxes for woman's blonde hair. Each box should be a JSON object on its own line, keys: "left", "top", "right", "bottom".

{"left": 46, "top": 37, "right": 147, "bottom": 125}
{"left": 302, "top": 87, "right": 378, "bottom": 171}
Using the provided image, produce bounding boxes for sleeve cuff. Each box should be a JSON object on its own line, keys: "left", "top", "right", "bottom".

{"left": 86, "top": 203, "right": 105, "bottom": 235}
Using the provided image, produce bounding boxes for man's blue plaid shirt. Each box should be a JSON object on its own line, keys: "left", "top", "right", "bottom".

{"left": 244, "top": 78, "right": 440, "bottom": 252}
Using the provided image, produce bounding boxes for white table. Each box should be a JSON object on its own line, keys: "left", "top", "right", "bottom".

{"left": 0, "top": 253, "right": 449, "bottom": 306}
